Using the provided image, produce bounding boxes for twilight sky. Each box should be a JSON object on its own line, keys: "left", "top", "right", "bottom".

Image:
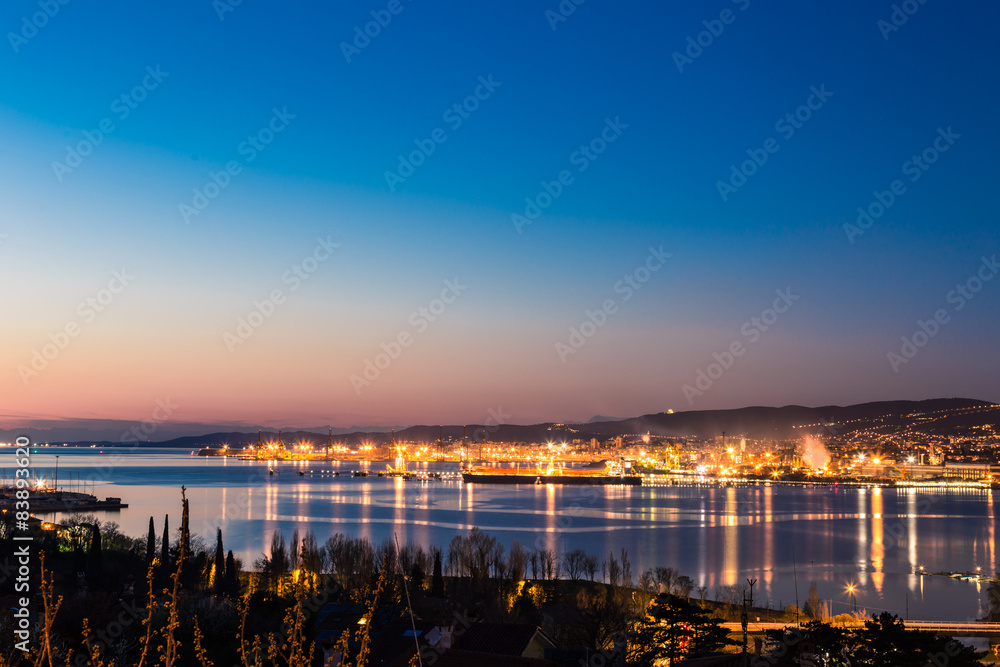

{"left": 1, "top": 1, "right": 998, "bottom": 432}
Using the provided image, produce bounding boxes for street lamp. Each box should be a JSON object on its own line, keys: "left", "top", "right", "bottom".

{"left": 846, "top": 584, "right": 856, "bottom": 612}
{"left": 54, "top": 455, "right": 59, "bottom": 493}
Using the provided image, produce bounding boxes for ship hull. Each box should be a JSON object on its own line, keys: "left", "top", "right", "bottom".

{"left": 462, "top": 473, "right": 640, "bottom": 486}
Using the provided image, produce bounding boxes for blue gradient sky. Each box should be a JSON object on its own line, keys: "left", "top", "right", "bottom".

{"left": 2, "top": 1, "right": 998, "bottom": 429}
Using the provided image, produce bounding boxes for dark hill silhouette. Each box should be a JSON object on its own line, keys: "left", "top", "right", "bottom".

{"left": 57, "top": 398, "right": 996, "bottom": 447}
{"left": 587, "top": 415, "right": 625, "bottom": 423}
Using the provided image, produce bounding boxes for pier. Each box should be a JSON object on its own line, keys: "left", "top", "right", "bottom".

{"left": 0, "top": 488, "right": 128, "bottom": 513}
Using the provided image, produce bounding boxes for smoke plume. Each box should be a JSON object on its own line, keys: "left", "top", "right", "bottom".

{"left": 801, "top": 436, "right": 830, "bottom": 469}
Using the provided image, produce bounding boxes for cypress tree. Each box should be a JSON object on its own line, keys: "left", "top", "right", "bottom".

{"left": 161, "top": 514, "right": 171, "bottom": 568}
{"left": 176, "top": 486, "right": 194, "bottom": 589}
{"left": 225, "top": 550, "right": 239, "bottom": 597}
{"left": 432, "top": 551, "right": 444, "bottom": 597}
{"left": 87, "top": 523, "right": 103, "bottom": 581}
{"left": 179, "top": 486, "right": 191, "bottom": 561}
{"left": 410, "top": 562, "right": 425, "bottom": 596}
{"left": 146, "top": 516, "right": 156, "bottom": 564}
{"left": 214, "top": 528, "right": 225, "bottom": 593}
{"left": 73, "top": 542, "right": 87, "bottom": 588}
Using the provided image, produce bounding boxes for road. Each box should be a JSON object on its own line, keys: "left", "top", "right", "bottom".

{"left": 722, "top": 621, "right": 1000, "bottom": 637}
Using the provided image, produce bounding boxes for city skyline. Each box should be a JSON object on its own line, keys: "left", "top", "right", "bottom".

{"left": 3, "top": 1, "right": 998, "bottom": 429}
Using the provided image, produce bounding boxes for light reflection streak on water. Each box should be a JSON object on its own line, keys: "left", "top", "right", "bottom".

{"left": 857, "top": 489, "right": 868, "bottom": 588}
{"left": 988, "top": 490, "right": 996, "bottom": 582}
{"left": 696, "top": 494, "right": 708, "bottom": 591}
{"left": 974, "top": 489, "right": 995, "bottom": 597}
{"left": 762, "top": 486, "right": 773, "bottom": 598}
{"left": 394, "top": 478, "right": 406, "bottom": 544}
{"left": 220, "top": 486, "right": 228, "bottom": 528}
{"left": 872, "top": 486, "right": 884, "bottom": 594}
{"left": 723, "top": 487, "right": 738, "bottom": 586}
{"left": 266, "top": 478, "right": 277, "bottom": 523}
{"left": 907, "top": 489, "right": 917, "bottom": 587}
{"left": 358, "top": 483, "right": 372, "bottom": 543}
{"left": 541, "top": 484, "right": 558, "bottom": 553}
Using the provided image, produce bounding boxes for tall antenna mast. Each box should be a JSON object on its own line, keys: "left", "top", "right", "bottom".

{"left": 792, "top": 548, "right": 800, "bottom": 627}
{"left": 395, "top": 533, "right": 424, "bottom": 667}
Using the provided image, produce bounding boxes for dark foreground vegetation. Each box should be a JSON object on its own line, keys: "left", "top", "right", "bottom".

{"left": 0, "top": 488, "right": 990, "bottom": 666}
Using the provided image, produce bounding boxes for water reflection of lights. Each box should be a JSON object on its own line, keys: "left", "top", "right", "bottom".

{"left": 393, "top": 478, "right": 406, "bottom": 544}
{"left": 157, "top": 462, "right": 999, "bottom": 620}
{"left": 763, "top": 486, "right": 774, "bottom": 595}
{"left": 723, "top": 487, "right": 738, "bottom": 585}
{"left": 358, "top": 482, "right": 372, "bottom": 542}
{"left": 545, "top": 483, "right": 556, "bottom": 526}
{"left": 872, "top": 487, "right": 884, "bottom": 594}
{"left": 265, "top": 479, "right": 278, "bottom": 520}
{"left": 462, "top": 479, "right": 472, "bottom": 511}
{"left": 986, "top": 489, "right": 996, "bottom": 589}
{"left": 907, "top": 490, "right": 918, "bottom": 579}
{"left": 221, "top": 487, "right": 227, "bottom": 526}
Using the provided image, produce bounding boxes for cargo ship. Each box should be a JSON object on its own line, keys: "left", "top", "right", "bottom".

{"left": 461, "top": 460, "right": 641, "bottom": 486}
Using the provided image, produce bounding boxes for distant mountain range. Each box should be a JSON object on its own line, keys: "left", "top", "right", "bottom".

{"left": 587, "top": 415, "right": 625, "bottom": 424}
{"left": 14, "top": 398, "right": 996, "bottom": 448}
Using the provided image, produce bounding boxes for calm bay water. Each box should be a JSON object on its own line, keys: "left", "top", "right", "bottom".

{"left": 7, "top": 447, "right": 997, "bottom": 621}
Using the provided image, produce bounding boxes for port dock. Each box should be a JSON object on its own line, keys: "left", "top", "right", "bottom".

{"left": 0, "top": 488, "right": 128, "bottom": 513}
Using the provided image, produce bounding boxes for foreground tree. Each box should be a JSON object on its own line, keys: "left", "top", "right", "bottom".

{"left": 564, "top": 548, "right": 589, "bottom": 581}
{"left": 766, "top": 613, "right": 985, "bottom": 667}
{"left": 431, "top": 550, "right": 444, "bottom": 597}
{"left": 765, "top": 621, "right": 851, "bottom": 666}
{"left": 161, "top": 514, "right": 171, "bottom": 569}
{"left": 851, "top": 612, "right": 985, "bottom": 667}
{"left": 214, "top": 527, "right": 226, "bottom": 594}
{"left": 86, "top": 523, "right": 103, "bottom": 584}
{"left": 147, "top": 516, "right": 157, "bottom": 565}
{"left": 627, "top": 593, "right": 735, "bottom": 666}
{"left": 225, "top": 549, "right": 240, "bottom": 597}
{"left": 985, "top": 574, "right": 1000, "bottom": 621}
